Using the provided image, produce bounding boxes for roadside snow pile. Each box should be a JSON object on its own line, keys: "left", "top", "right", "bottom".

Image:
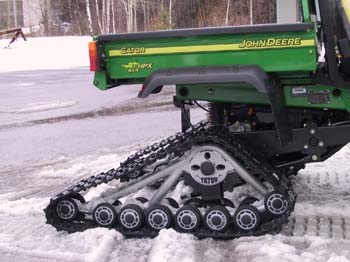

{"left": 0, "top": 36, "right": 90, "bottom": 72}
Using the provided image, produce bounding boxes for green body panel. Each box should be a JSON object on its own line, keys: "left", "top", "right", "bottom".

{"left": 94, "top": 27, "right": 317, "bottom": 90}
{"left": 176, "top": 84, "right": 350, "bottom": 112}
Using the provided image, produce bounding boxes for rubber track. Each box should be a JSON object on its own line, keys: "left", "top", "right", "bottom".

{"left": 44, "top": 122, "right": 296, "bottom": 239}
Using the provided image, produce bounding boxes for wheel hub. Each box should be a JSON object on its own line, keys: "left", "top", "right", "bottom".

{"left": 56, "top": 199, "right": 77, "bottom": 220}
{"left": 235, "top": 208, "right": 258, "bottom": 231}
{"left": 177, "top": 210, "right": 198, "bottom": 230}
{"left": 186, "top": 149, "right": 233, "bottom": 186}
{"left": 93, "top": 204, "right": 116, "bottom": 226}
{"left": 201, "top": 161, "right": 215, "bottom": 176}
{"left": 153, "top": 215, "right": 163, "bottom": 224}
{"left": 182, "top": 215, "right": 192, "bottom": 225}
{"left": 241, "top": 215, "right": 252, "bottom": 225}
{"left": 100, "top": 211, "right": 108, "bottom": 220}
{"left": 147, "top": 208, "right": 170, "bottom": 230}
{"left": 265, "top": 193, "right": 288, "bottom": 215}
{"left": 125, "top": 214, "right": 134, "bottom": 223}
{"left": 61, "top": 206, "right": 69, "bottom": 214}
{"left": 205, "top": 209, "right": 228, "bottom": 231}
{"left": 211, "top": 216, "right": 221, "bottom": 225}
{"left": 120, "top": 209, "right": 141, "bottom": 229}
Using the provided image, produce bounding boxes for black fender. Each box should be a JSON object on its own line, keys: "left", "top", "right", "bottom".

{"left": 138, "top": 65, "right": 272, "bottom": 98}
{"left": 138, "top": 65, "right": 291, "bottom": 145}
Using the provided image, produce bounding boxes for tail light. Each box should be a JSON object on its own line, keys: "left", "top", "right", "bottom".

{"left": 88, "top": 41, "right": 99, "bottom": 71}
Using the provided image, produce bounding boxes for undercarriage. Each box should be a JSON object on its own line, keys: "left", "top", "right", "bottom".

{"left": 44, "top": 102, "right": 349, "bottom": 238}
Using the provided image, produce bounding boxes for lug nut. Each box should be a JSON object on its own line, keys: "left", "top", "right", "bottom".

{"left": 312, "top": 155, "right": 318, "bottom": 161}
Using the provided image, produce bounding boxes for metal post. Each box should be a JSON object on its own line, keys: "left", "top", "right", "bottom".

{"left": 181, "top": 104, "right": 191, "bottom": 132}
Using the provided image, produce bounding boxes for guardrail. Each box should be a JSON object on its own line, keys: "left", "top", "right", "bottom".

{"left": 0, "top": 28, "right": 27, "bottom": 47}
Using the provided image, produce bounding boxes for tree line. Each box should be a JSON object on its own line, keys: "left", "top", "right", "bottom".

{"left": 2, "top": 0, "right": 276, "bottom": 36}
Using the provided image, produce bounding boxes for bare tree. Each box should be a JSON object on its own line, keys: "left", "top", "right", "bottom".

{"left": 169, "top": 0, "right": 175, "bottom": 28}
{"left": 7, "top": 0, "right": 11, "bottom": 28}
{"left": 111, "top": 0, "right": 116, "bottom": 33}
{"left": 95, "top": 0, "right": 103, "bottom": 33}
{"left": 121, "top": 0, "right": 138, "bottom": 32}
{"left": 12, "top": 0, "right": 17, "bottom": 27}
{"left": 85, "top": 0, "right": 93, "bottom": 34}
{"left": 250, "top": 0, "right": 253, "bottom": 25}
{"left": 225, "top": 0, "right": 230, "bottom": 26}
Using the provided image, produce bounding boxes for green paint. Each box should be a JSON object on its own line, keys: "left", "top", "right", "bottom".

{"left": 301, "top": 0, "right": 311, "bottom": 23}
{"left": 93, "top": 71, "right": 108, "bottom": 90}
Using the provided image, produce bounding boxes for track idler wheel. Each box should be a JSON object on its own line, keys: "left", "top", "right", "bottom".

{"left": 175, "top": 205, "right": 201, "bottom": 232}
{"left": 233, "top": 205, "right": 260, "bottom": 232}
{"left": 118, "top": 204, "right": 144, "bottom": 230}
{"left": 93, "top": 203, "right": 117, "bottom": 227}
{"left": 56, "top": 198, "right": 79, "bottom": 221}
{"left": 264, "top": 191, "right": 289, "bottom": 216}
{"left": 146, "top": 205, "right": 172, "bottom": 230}
{"left": 204, "top": 206, "right": 230, "bottom": 232}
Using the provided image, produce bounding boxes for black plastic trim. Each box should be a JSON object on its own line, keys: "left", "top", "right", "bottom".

{"left": 337, "top": 0, "right": 350, "bottom": 39}
{"left": 97, "top": 23, "right": 313, "bottom": 41}
{"left": 318, "top": 0, "right": 339, "bottom": 82}
{"left": 236, "top": 125, "right": 350, "bottom": 158}
{"left": 139, "top": 65, "right": 271, "bottom": 97}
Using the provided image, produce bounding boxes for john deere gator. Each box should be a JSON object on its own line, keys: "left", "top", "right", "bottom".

{"left": 45, "top": 0, "right": 350, "bottom": 238}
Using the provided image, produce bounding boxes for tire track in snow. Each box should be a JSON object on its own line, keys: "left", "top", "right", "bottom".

{"left": 282, "top": 215, "right": 350, "bottom": 239}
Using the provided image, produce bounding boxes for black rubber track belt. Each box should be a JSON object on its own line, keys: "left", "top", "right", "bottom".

{"left": 44, "top": 122, "right": 296, "bottom": 239}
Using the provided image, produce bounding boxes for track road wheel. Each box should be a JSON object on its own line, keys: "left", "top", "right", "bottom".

{"left": 175, "top": 205, "right": 201, "bottom": 232}
{"left": 204, "top": 206, "right": 230, "bottom": 232}
{"left": 264, "top": 191, "right": 289, "bottom": 216}
{"left": 56, "top": 198, "right": 79, "bottom": 221}
{"left": 93, "top": 203, "right": 117, "bottom": 227}
{"left": 118, "top": 204, "right": 144, "bottom": 231}
{"left": 233, "top": 205, "right": 260, "bottom": 232}
{"left": 146, "top": 205, "right": 172, "bottom": 230}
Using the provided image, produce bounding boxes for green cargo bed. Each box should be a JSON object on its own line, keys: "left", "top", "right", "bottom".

{"left": 93, "top": 23, "right": 317, "bottom": 90}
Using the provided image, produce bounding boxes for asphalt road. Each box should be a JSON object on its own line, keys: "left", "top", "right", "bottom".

{"left": 0, "top": 68, "right": 201, "bottom": 169}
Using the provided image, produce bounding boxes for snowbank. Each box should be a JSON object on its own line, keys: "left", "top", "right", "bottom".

{"left": 0, "top": 36, "right": 90, "bottom": 72}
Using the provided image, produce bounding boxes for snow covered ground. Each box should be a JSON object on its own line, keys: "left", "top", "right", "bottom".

{"left": 1, "top": 37, "right": 350, "bottom": 262}
{"left": 0, "top": 37, "right": 90, "bottom": 72}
